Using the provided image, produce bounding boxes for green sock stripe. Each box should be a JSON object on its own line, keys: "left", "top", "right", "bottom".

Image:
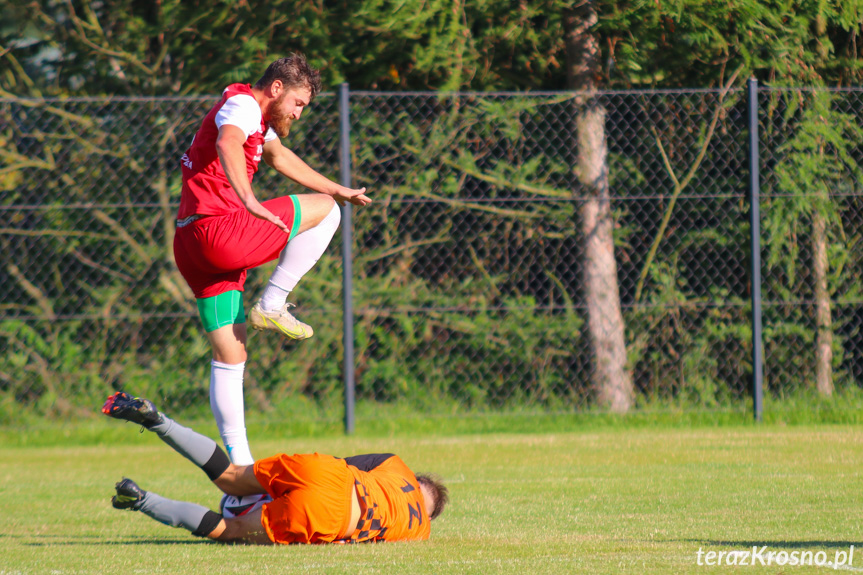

{"left": 289, "top": 195, "right": 301, "bottom": 242}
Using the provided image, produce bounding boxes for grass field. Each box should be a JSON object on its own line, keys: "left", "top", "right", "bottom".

{"left": 1, "top": 422, "right": 862, "bottom": 574}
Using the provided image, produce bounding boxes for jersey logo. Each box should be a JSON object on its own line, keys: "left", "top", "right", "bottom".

{"left": 181, "top": 135, "right": 194, "bottom": 169}
{"left": 254, "top": 143, "right": 262, "bottom": 163}
{"left": 400, "top": 479, "right": 415, "bottom": 493}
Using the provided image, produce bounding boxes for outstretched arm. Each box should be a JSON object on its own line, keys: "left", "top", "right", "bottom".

{"left": 216, "top": 124, "right": 290, "bottom": 233}
{"left": 262, "top": 138, "right": 372, "bottom": 207}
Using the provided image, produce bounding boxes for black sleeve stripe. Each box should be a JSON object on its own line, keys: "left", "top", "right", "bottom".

{"left": 341, "top": 453, "right": 395, "bottom": 472}
{"left": 202, "top": 445, "right": 231, "bottom": 481}
{"left": 192, "top": 510, "right": 223, "bottom": 537}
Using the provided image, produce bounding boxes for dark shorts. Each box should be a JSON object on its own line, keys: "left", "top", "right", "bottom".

{"left": 173, "top": 196, "right": 300, "bottom": 299}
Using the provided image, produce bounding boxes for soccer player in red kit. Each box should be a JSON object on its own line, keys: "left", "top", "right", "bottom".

{"left": 173, "top": 54, "right": 371, "bottom": 466}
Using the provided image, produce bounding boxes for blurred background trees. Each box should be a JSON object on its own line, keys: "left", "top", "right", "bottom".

{"left": 3, "top": 1, "right": 863, "bottom": 418}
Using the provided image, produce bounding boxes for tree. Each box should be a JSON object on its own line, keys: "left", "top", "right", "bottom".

{"left": 0, "top": 0, "right": 344, "bottom": 96}
{"left": 767, "top": 92, "right": 863, "bottom": 396}
{"left": 563, "top": 2, "right": 633, "bottom": 411}
{"left": 595, "top": 0, "right": 863, "bottom": 396}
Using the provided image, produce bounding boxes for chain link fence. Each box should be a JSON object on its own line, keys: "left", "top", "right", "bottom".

{"left": 2, "top": 87, "right": 862, "bottom": 426}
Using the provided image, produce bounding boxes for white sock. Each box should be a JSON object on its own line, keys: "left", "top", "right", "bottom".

{"left": 260, "top": 203, "right": 341, "bottom": 311}
{"left": 209, "top": 360, "right": 254, "bottom": 466}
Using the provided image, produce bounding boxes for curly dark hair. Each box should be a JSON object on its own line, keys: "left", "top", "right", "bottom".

{"left": 253, "top": 53, "right": 322, "bottom": 100}
{"left": 416, "top": 473, "right": 449, "bottom": 520}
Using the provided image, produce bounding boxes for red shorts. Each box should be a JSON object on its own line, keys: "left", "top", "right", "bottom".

{"left": 173, "top": 196, "right": 299, "bottom": 299}
{"left": 253, "top": 453, "right": 354, "bottom": 544}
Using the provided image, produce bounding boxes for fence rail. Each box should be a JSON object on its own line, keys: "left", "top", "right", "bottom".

{"left": 2, "top": 85, "right": 862, "bottom": 428}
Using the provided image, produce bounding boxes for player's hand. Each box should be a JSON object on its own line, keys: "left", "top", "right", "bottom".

{"left": 333, "top": 186, "right": 372, "bottom": 207}
{"left": 245, "top": 201, "right": 290, "bottom": 233}
{"left": 269, "top": 215, "right": 290, "bottom": 234}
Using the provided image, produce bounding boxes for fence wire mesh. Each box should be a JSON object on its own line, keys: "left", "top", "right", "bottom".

{"left": 1, "top": 87, "right": 861, "bottom": 424}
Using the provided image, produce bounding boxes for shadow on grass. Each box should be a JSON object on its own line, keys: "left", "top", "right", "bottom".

{"left": 677, "top": 539, "right": 860, "bottom": 549}
{"left": 24, "top": 540, "right": 213, "bottom": 546}
{"left": 0, "top": 533, "right": 213, "bottom": 546}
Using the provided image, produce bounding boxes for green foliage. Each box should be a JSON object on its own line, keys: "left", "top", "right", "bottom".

{"left": 1, "top": 1, "right": 347, "bottom": 96}
{"left": 2, "top": 0, "right": 565, "bottom": 95}
{"left": 768, "top": 92, "right": 863, "bottom": 281}
{"left": 626, "top": 260, "right": 752, "bottom": 408}
{"left": 599, "top": 0, "right": 863, "bottom": 87}
{"left": 761, "top": 90, "right": 863, "bottom": 394}
{"left": 4, "top": 0, "right": 863, "bottom": 420}
{"left": 5, "top": 0, "right": 863, "bottom": 97}
{"left": 340, "top": 94, "right": 595, "bottom": 410}
{"left": 6, "top": 86, "right": 863, "bottom": 420}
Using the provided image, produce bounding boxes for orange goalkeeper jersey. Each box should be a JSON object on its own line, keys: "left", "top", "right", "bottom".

{"left": 344, "top": 453, "right": 431, "bottom": 543}
{"left": 253, "top": 452, "right": 430, "bottom": 544}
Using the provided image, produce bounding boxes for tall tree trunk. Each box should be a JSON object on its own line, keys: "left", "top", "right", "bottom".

{"left": 811, "top": 3, "right": 834, "bottom": 397}
{"left": 564, "top": 2, "right": 633, "bottom": 412}
{"left": 812, "top": 194, "right": 833, "bottom": 396}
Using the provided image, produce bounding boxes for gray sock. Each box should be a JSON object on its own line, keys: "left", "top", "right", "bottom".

{"left": 149, "top": 416, "right": 231, "bottom": 481}
{"left": 138, "top": 491, "right": 221, "bottom": 537}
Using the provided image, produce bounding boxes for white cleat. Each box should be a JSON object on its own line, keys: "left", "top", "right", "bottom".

{"left": 248, "top": 301, "right": 314, "bottom": 340}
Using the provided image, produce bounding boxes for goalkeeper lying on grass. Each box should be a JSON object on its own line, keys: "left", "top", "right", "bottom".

{"left": 102, "top": 392, "right": 448, "bottom": 544}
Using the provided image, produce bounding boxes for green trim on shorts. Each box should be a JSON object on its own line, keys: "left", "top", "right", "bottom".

{"left": 289, "top": 195, "right": 301, "bottom": 241}
{"left": 196, "top": 290, "right": 245, "bottom": 333}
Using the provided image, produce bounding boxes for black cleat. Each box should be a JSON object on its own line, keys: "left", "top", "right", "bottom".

{"left": 112, "top": 478, "right": 146, "bottom": 510}
{"left": 102, "top": 391, "right": 163, "bottom": 428}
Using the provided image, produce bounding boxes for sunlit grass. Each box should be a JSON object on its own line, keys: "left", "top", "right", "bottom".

{"left": 1, "top": 425, "right": 862, "bottom": 574}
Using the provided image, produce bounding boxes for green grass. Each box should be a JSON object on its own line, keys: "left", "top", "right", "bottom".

{"left": 2, "top": 424, "right": 863, "bottom": 574}
{"left": 7, "top": 386, "right": 863, "bottom": 446}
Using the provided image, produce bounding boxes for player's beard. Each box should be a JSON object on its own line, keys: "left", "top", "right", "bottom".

{"left": 267, "top": 96, "right": 293, "bottom": 139}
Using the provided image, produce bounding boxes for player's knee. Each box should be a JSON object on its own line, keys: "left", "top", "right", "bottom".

{"left": 304, "top": 194, "right": 337, "bottom": 225}
{"left": 211, "top": 349, "right": 247, "bottom": 365}
{"left": 326, "top": 200, "right": 340, "bottom": 224}
{"left": 319, "top": 199, "right": 340, "bottom": 230}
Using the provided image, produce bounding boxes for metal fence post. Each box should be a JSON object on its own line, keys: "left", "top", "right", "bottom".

{"left": 339, "top": 83, "right": 356, "bottom": 434}
{"left": 747, "top": 78, "right": 764, "bottom": 422}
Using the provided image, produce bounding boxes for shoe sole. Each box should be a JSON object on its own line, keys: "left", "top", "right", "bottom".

{"left": 102, "top": 393, "right": 160, "bottom": 426}
{"left": 112, "top": 494, "right": 141, "bottom": 509}
{"left": 113, "top": 479, "right": 144, "bottom": 510}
